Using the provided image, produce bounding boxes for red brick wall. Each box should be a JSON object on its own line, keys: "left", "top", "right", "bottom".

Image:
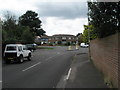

{"left": 90, "top": 33, "right": 119, "bottom": 88}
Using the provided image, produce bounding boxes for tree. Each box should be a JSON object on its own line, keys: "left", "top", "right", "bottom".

{"left": 2, "top": 12, "right": 18, "bottom": 43}
{"left": 36, "top": 28, "right": 46, "bottom": 36}
{"left": 88, "top": 2, "right": 120, "bottom": 38}
{"left": 19, "top": 10, "right": 46, "bottom": 36}
{"left": 21, "top": 27, "right": 34, "bottom": 44}
{"left": 83, "top": 26, "right": 88, "bottom": 43}
{"left": 2, "top": 12, "right": 35, "bottom": 44}
{"left": 83, "top": 25, "right": 97, "bottom": 43}
{"left": 76, "top": 33, "right": 83, "bottom": 45}
{"left": 2, "top": 13, "right": 17, "bottom": 38}
{"left": 2, "top": 30, "right": 7, "bottom": 43}
{"left": 76, "top": 33, "right": 81, "bottom": 37}
{"left": 0, "top": 19, "right": 2, "bottom": 42}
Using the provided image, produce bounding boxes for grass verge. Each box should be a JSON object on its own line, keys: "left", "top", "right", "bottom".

{"left": 37, "top": 46, "right": 54, "bottom": 49}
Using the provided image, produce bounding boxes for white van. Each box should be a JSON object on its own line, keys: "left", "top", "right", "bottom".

{"left": 4, "top": 44, "right": 32, "bottom": 63}
{"left": 80, "top": 43, "right": 89, "bottom": 48}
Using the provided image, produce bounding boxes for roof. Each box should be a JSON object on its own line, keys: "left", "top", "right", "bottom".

{"left": 52, "top": 34, "right": 75, "bottom": 37}
{"left": 41, "top": 35, "right": 49, "bottom": 39}
{"left": 6, "top": 44, "right": 23, "bottom": 46}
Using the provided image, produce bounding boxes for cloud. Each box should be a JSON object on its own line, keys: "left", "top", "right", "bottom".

{"left": 42, "top": 17, "right": 88, "bottom": 36}
{"left": 0, "top": 0, "right": 88, "bottom": 35}
{"left": 37, "top": 2, "right": 88, "bottom": 19}
{"left": 0, "top": 0, "right": 38, "bottom": 19}
{"left": 0, "top": 0, "right": 88, "bottom": 19}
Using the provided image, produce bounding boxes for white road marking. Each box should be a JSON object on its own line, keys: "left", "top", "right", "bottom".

{"left": 66, "top": 68, "right": 72, "bottom": 80}
{"left": 22, "top": 53, "right": 63, "bottom": 72}
{"left": 45, "top": 56, "right": 54, "bottom": 61}
{"left": 22, "top": 62, "right": 41, "bottom": 72}
{"left": 0, "top": 81, "right": 2, "bottom": 83}
{"left": 45, "top": 53, "right": 62, "bottom": 61}
{"left": 64, "top": 76, "right": 67, "bottom": 81}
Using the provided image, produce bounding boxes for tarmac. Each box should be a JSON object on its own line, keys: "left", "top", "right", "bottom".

{"left": 64, "top": 48, "right": 108, "bottom": 88}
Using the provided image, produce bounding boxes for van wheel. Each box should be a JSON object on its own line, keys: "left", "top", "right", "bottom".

{"left": 28, "top": 53, "right": 31, "bottom": 61}
{"left": 19, "top": 55, "right": 23, "bottom": 63}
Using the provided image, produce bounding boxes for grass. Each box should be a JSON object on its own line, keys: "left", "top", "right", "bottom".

{"left": 37, "top": 46, "right": 54, "bottom": 49}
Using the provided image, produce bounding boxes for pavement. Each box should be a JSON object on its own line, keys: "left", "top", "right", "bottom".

{"left": 64, "top": 48, "right": 108, "bottom": 88}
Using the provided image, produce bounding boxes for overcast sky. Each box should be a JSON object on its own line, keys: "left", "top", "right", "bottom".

{"left": 0, "top": 0, "right": 88, "bottom": 36}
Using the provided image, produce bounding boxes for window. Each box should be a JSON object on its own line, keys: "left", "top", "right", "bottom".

{"left": 62, "top": 37, "right": 66, "bottom": 40}
{"left": 23, "top": 45, "right": 27, "bottom": 50}
{"left": 18, "top": 46, "right": 22, "bottom": 51}
{"left": 69, "top": 37, "right": 71, "bottom": 40}
{"left": 52, "top": 37, "right": 55, "bottom": 40}
{"left": 56, "top": 37, "right": 60, "bottom": 40}
{"left": 6, "top": 46, "right": 16, "bottom": 51}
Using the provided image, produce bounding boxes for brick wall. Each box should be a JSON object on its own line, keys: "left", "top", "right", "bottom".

{"left": 90, "top": 33, "right": 119, "bottom": 88}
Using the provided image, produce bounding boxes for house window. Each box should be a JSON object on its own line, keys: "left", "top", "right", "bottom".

{"left": 18, "top": 46, "right": 22, "bottom": 51}
{"left": 68, "top": 37, "right": 71, "bottom": 40}
{"left": 62, "top": 37, "right": 66, "bottom": 40}
{"left": 56, "top": 37, "right": 59, "bottom": 40}
{"left": 52, "top": 37, "right": 55, "bottom": 40}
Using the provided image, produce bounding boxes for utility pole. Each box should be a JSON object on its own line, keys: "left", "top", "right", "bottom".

{"left": 87, "top": 1, "right": 91, "bottom": 60}
{"left": 0, "top": 18, "right": 2, "bottom": 90}
{"left": 0, "top": 18, "right": 2, "bottom": 44}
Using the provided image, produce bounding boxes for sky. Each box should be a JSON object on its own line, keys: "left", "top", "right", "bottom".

{"left": 0, "top": 0, "right": 88, "bottom": 36}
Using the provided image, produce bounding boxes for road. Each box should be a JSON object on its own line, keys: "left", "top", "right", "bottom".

{"left": 2, "top": 46, "right": 87, "bottom": 88}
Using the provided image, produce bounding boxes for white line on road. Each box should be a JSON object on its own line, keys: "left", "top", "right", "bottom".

{"left": 45, "top": 56, "right": 54, "bottom": 61}
{"left": 22, "top": 62, "right": 41, "bottom": 72}
{"left": 22, "top": 53, "right": 63, "bottom": 72}
{"left": 0, "top": 81, "right": 2, "bottom": 83}
{"left": 45, "top": 53, "right": 62, "bottom": 61}
{"left": 66, "top": 68, "right": 72, "bottom": 80}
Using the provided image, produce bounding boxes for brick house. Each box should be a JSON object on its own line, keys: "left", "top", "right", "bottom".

{"left": 48, "top": 34, "right": 78, "bottom": 45}
{"left": 35, "top": 34, "right": 78, "bottom": 45}
{"left": 35, "top": 35, "right": 49, "bottom": 45}
{"left": 40, "top": 35, "right": 49, "bottom": 45}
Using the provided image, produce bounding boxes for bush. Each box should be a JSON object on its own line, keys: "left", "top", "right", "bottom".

{"left": 49, "top": 43, "right": 53, "bottom": 46}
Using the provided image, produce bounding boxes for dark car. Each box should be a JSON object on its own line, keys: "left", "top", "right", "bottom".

{"left": 26, "top": 44, "right": 37, "bottom": 51}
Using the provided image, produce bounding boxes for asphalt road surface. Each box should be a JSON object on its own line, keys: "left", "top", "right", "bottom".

{"left": 2, "top": 46, "right": 88, "bottom": 88}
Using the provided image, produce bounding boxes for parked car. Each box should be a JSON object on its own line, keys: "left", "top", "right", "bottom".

{"left": 26, "top": 44, "right": 37, "bottom": 51}
{"left": 4, "top": 44, "right": 32, "bottom": 63}
{"left": 80, "top": 43, "right": 89, "bottom": 48}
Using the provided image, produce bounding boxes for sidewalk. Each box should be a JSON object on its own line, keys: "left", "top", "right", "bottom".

{"left": 65, "top": 52, "right": 108, "bottom": 88}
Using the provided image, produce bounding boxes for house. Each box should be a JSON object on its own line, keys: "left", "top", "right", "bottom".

{"left": 40, "top": 35, "right": 49, "bottom": 45}
{"left": 35, "top": 34, "right": 78, "bottom": 45}
{"left": 48, "top": 34, "right": 78, "bottom": 45}
{"left": 34, "top": 36, "right": 41, "bottom": 44}
{"left": 35, "top": 35, "right": 49, "bottom": 45}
